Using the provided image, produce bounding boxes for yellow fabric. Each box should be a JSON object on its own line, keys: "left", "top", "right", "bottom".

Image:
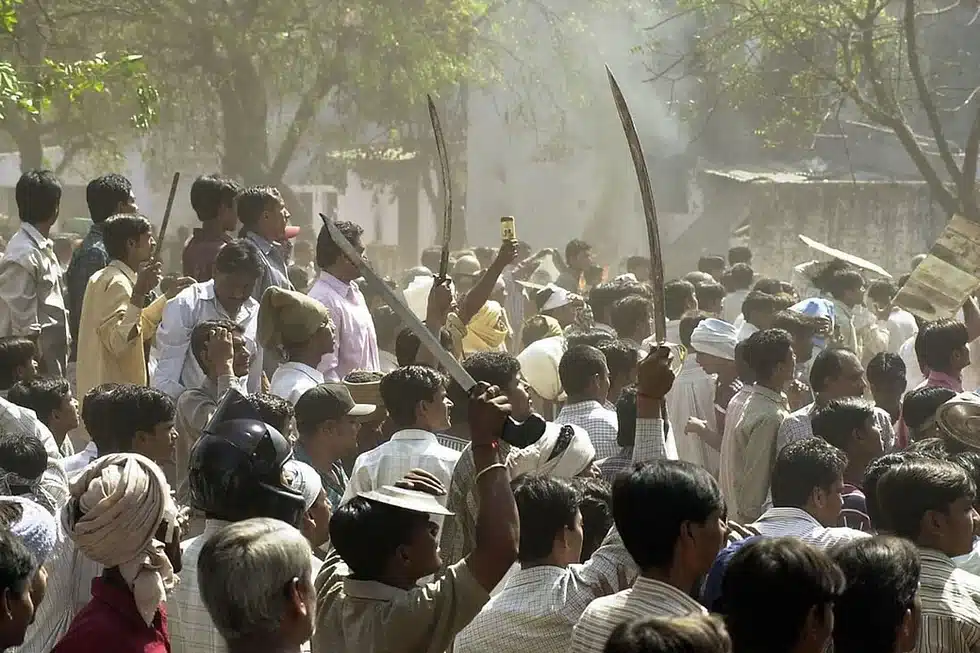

{"left": 462, "top": 301, "right": 511, "bottom": 354}
{"left": 76, "top": 261, "right": 166, "bottom": 400}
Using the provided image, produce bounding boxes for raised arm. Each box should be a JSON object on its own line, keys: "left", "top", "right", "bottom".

{"left": 634, "top": 346, "right": 677, "bottom": 463}
{"left": 463, "top": 383, "right": 520, "bottom": 592}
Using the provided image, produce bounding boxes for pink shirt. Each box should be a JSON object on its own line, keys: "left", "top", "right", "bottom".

{"left": 308, "top": 271, "right": 380, "bottom": 381}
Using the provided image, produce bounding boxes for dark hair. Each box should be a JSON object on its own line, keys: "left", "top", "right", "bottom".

{"left": 81, "top": 382, "right": 122, "bottom": 450}
{"left": 877, "top": 458, "right": 975, "bottom": 540}
{"left": 616, "top": 385, "right": 638, "bottom": 448}
{"left": 86, "top": 173, "right": 132, "bottom": 224}
{"left": 664, "top": 280, "right": 696, "bottom": 320}
{"left": 771, "top": 439, "right": 847, "bottom": 509}
{"left": 0, "top": 336, "right": 37, "bottom": 389}
{"left": 236, "top": 186, "right": 282, "bottom": 228}
{"left": 610, "top": 295, "right": 653, "bottom": 338}
{"left": 740, "top": 291, "right": 776, "bottom": 324}
{"left": 330, "top": 496, "right": 430, "bottom": 580}
{"left": 316, "top": 220, "right": 364, "bottom": 269}
{"left": 866, "top": 280, "right": 897, "bottom": 307}
{"left": 103, "top": 213, "right": 152, "bottom": 260}
{"left": 420, "top": 247, "right": 441, "bottom": 272}
{"left": 572, "top": 476, "right": 613, "bottom": 562}
{"left": 695, "top": 282, "right": 726, "bottom": 309}
{"left": 370, "top": 305, "right": 401, "bottom": 349}
{"left": 112, "top": 385, "right": 176, "bottom": 452}
{"left": 214, "top": 239, "right": 263, "bottom": 277}
{"left": 679, "top": 314, "right": 709, "bottom": 350}
{"left": 0, "top": 502, "right": 24, "bottom": 527}
{"left": 728, "top": 246, "right": 752, "bottom": 266}
{"left": 0, "top": 526, "right": 36, "bottom": 596}
{"left": 243, "top": 393, "right": 294, "bottom": 434}
{"left": 565, "top": 239, "right": 592, "bottom": 262}
{"left": 463, "top": 351, "right": 521, "bottom": 390}
{"left": 189, "top": 320, "right": 244, "bottom": 371}
{"left": 598, "top": 340, "right": 638, "bottom": 386}
{"left": 810, "top": 398, "right": 876, "bottom": 452}
{"left": 865, "top": 352, "right": 906, "bottom": 385}
{"left": 394, "top": 328, "right": 421, "bottom": 367}
{"left": 626, "top": 256, "right": 650, "bottom": 275}
{"left": 831, "top": 536, "right": 920, "bottom": 653}
{"left": 698, "top": 255, "right": 727, "bottom": 275}
{"left": 808, "top": 347, "right": 859, "bottom": 393}
{"left": 720, "top": 538, "right": 845, "bottom": 653}
{"left": 589, "top": 281, "right": 651, "bottom": 323}
{"left": 6, "top": 377, "right": 71, "bottom": 424}
{"left": 613, "top": 460, "right": 723, "bottom": 570}
{"left": 826, "top": 269, "right": 866, "bottom": 299}
{"left": 742, "top": 329, "right": 794, "bottom": 382}
{"left": 559, "top": 345, "right": 608, "bottom": 397}
{"left": 727, "top": 263, "right": 754, "bottom": 290}
{"left": 906, "top": 437, "right": 954, "bottom": 458}
{"left": 190, "top": 174, "right": 242, "bottom": 222}
{"left": 566, "top": 330, "right": 616, "bottom": 350}
{"left": 605, "top": 615, "right": 732, "bottom": 653}
{"left": 953, "top": 451, "right": 980, "bottom": 493}
{"left": 522, "top": 315, "right": 556, "bottom": 349}
{"left": 16, "top": 169, "right": 61, "bottom": 225}
{"left": 0, "top": 432, "right": 47, "bottom": 481}
{"left": 902, "top": 386, "right": 956, "bottom": 431}
{"left": 915, "top": 318, "right": 969, "bottom": 372}
{"left": 380, "top": 365, "right": 447, "bottom": 427}
{"left": 771, "top": 311, "right": 816, "bottom": 344}
{"left": 512, "top": 475, "right": 580, "bottom": 563}
{"left": 863, "top": 452, "right": 912, "bottom": 529}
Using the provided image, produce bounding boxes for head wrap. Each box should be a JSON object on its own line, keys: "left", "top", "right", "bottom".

{"left": 404, "top": 274, "right": 435, "bottom": 319}
{"left": 517, "top": 335, "right": 566, "bottom": 402}
{"left": 257, "top": 286, "right": 333, "bottom": 352}
{"left": 61, "top": 453, "right": 178, "bottom": 625}
{"left": 538, "top": 284, "right": 575, "bottom": 313}
{"left": 284, "top": 460, "right": 323, "bottom": 512}
{"left": 524, "top": 314, "right": 564, "bottom": 341}
{"left": 690, "top": 318, "right": 738, "bottom": 361}
{"left": 0, "top": 468, "right": 58, "bottom": 516}
{"left": 507, "top": 422, "right": 595, "bottom": 479}
{"left": 0, "top": 496, "right": 57, "bottom": 567}
{"left": 462, "top": 301, "right": 512, "bottom": 354}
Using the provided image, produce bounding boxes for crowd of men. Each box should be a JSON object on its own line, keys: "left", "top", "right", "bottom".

{"left": 0, "top": 167, "right": 977, "bottom": 653}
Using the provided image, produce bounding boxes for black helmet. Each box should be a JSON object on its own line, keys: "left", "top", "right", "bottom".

{"left": 188, "top": 389, "right": 305, "bottom": 526}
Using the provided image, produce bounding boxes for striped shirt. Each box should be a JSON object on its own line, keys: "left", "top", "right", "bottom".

{"left": 556, "top": 400, "right": 619, "bottom": 460}
{"left": 571, "top": 577, "right": 706, "bottom": 653}
{"left": 750, "top": 507, "right": 869, "bottom": 549}
{"left": 453, "top": 529, "right": 638, "bottom": 653}
{"left": 916, "top": 548, "right": 980, "bottom": 653}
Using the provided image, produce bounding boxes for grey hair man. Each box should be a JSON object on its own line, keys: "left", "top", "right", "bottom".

{"left": 198, "top": 518, "right": 316, "bottom": 653}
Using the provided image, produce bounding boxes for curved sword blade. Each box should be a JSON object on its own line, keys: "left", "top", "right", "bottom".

{"left": 427, "top": 94, "right": 453, "bottom": 280}
{"left": 605, "top": 65, "right": 666, "bottom": 344}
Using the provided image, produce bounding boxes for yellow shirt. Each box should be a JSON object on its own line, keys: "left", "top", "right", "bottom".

{"left": 76, "top": 260, "right": 167, "bottom": 400}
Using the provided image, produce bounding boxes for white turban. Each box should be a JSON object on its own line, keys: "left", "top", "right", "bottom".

{"left": 285, "top": 460, "right": 323, "bottom": 512}
{"left": 507, "top": 422, "right": 596, "bottom": 479}
{"left": 1, "top": 496, "right": 57, "bottom": 568}
{"left": 61, "top": 453, "right": 178, "bottom": 625}
{"left": 690, "top": 318, "right": 738, "bottom": 361}
{"left": 518, "top": 335, "right": 567, "bottom": 402}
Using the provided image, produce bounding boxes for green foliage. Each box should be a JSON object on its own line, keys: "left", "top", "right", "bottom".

{"left": 655, "top": 0, "right": 906, "bottom": 148}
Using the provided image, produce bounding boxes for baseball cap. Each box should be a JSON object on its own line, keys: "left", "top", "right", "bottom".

{"left": 294, "top": 383, "right": 376, "bottom": 432}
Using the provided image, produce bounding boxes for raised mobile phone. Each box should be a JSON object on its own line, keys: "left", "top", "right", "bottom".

{"left": 500, "top": 216, "right": 516, "bottom": 241}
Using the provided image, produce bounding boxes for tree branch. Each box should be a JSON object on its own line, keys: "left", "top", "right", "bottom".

{"left": 903, "top": 0, "right": 964, "bottom": 190}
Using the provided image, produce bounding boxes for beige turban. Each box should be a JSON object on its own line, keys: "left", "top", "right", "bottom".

{"left": 257, "top": 286, "right": 333, "bottom": 351}
{"left": 61, "top": 453, "right": 178, "bottom": 625}
{"left": 517, "top": 335, "right": 566, "bottom": 402}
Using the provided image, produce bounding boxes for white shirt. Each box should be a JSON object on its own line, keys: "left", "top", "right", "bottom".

{"left": 169, "top": 519, "right": 321, "bottom": 653}
{"left": 269, "top": 361, "right": 324, "bottom": 406}
{"left": 150, "top": 280, "right": 263, "bottom": 400}
{"left": 63, "top": 441, "right": 98, "bottom": 479}
{"left": 722, "top": 289, "right": 749, "bottom": 325}
{"left": 341, "top": 429, "right": 461, "bottom": 531}
{"left": 736, "top": 321, "right": 758, "bottom": 343}
{"left": 885, "top": 308, "right": 918, "bottom": 353}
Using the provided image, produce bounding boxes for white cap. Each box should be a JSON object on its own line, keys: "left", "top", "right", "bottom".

{"left": 358, "top": 485, "right": 454, "bottom": 516}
